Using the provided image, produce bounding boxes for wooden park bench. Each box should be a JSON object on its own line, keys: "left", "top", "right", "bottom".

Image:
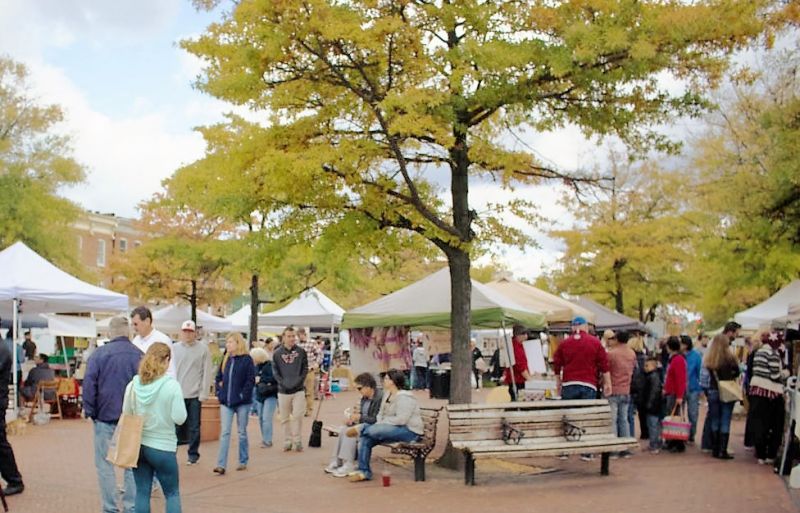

{"left": 447, "top": 399, "right": 638, "bottom": 485}
{"left": 324, "top": 406, "right": 443, "bottom": 482}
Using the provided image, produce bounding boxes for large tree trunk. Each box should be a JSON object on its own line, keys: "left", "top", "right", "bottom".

{"left": 447, "top": 249, "right": 472, "bottom": 405}
{"left": 249, "top": 273, "right": 259, "bottom": 345}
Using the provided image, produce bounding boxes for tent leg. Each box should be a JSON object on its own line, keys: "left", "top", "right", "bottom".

{"left": 11, "top": 298, "right": 18, "bottom": 412}
{"left": 500, "top": 321, "right": 517, "bottom": 401}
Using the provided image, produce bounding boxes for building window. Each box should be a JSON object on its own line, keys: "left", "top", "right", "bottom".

{"left": 97, "top": 239, "right": 106, "bottom": 267}
{"left": 119, "top": 239, "right": 127, "bottom": 253}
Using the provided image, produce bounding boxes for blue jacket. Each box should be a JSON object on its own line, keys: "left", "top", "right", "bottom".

{"left": 685, "top": 349, "right": 703, "bottom": 393}
{"left": 215, "top": 354, "right": 256, "bottom": 408}
{"left": 83, "top": 337, "right": 142, "bottom": 423}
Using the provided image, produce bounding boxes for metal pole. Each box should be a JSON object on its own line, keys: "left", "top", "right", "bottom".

{"left": 500, "top": 320, "right": 517, "bottom": 402}
{"left": 61, "top": 336, "right": 72, "bottom": 378}
{"left": 11, "top": 298, "right": 18, "bottom": 412}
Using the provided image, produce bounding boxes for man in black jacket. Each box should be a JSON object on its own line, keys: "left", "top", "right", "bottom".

{"left": 0, "top": 340, "right": 24, "bottom": 496}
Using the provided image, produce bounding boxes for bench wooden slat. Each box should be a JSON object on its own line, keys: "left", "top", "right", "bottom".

{"left": 450, "top": 425, "right": 614, "bottom": 442}
{"left": 446, "top": 399, "right": 609, "bottom": 412}
{"left": 449, "top": 416, "right": 611, "bottom": 429}
{"left": 447, "top": 405, "right": 611, "bottom": 420}
{"left": 452, "top": 433, "right": 632, "bottom": 448}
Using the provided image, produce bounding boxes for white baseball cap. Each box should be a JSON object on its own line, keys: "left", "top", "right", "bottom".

{"left": 181, "top": 320, "right": 196, "bottom": 332}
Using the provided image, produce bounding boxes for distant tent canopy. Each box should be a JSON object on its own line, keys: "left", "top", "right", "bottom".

{"left": 258, "top": 288, "right": 345, "bottom": 329}
{"left": 486, "top": 277, "right": 596, "bottom": 324}
{"left": 569, "top": 296, "right": 646, "bottom": 332}
{"left": 342, "top": 268, "right": 546, "bottom": 330}
{"left": 734, "top": 280, "right": 800, "bottom": 330}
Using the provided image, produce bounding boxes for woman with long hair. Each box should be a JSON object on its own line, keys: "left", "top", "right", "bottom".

{"left": 213, "top": 333, "right": 256, "bottom": 475}
{"left": 748, "top": 331, "right": 788, "bottom": 465}
{"left": 702, "top": 334, "right": 740, "bottom": 459}
{"left": 122, "top": 342, "right": 187, "bottom": 513}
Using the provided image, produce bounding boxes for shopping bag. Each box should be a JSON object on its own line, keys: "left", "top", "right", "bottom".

{"left": 714, "top": 372, "right": 743, "bottom": 403}
{"left": 661, "top": 402, "right": 690, "bottom": 441}
{"left": 106, "top": 387, "right": 144, "bottom": 468}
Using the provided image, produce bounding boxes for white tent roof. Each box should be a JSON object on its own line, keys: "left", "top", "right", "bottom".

{"left": 486, "top": 277, "right": 596, "bottom": 323}
{"left": 258, "top": 288, "right": 345, "bottom": 328}
{"left": 153, "top": 304, "right": 232, "bottom": 333}
{"left": 342, "top": 268, "right": 546, "bottom": 329}
{"left": 734, "top": 280, "right": 800, "bottom": 329}
{"left": 0, "top": 241, "right": 129, "bottom": 316}
{"left": 226, "top": 305, "right": 252, "bottom": 331}
{"left": 789, "top": 302, "right": 800, "bottom": 322}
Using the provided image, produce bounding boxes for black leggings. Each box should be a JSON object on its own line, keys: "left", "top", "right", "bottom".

{"left": 748, "top": 395, "right": 785, "bottom": 460}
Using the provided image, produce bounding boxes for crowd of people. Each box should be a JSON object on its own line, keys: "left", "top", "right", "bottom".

{"left": 501, "top": 317, "right": 794, "bottom": 464}
{"left": 0, "top": 307, "right": 795, "bottom": 512}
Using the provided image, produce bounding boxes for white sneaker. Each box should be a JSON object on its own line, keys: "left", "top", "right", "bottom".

{"left": 333, "top": 462, "right": 355, "bottom": 478}
{"left": 324, "top": 461, "right": 340, "bottom": 474}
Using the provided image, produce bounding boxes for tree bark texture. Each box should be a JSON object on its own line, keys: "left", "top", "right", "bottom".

{"left": 249, "top": 273, "right": 259, "bottom": 345}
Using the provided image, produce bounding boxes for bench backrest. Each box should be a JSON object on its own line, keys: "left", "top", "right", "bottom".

{"left": 419, "top": 407, "right": 442, "bottom": 446}
{"left": 447, "top": 400, "right": 614, "bottom": 447}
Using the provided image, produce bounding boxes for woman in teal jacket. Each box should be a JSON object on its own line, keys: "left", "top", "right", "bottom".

{"left": 122, "top": 342, "right": 187, "bottom": 513}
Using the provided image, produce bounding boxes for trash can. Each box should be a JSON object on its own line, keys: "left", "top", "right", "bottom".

{"left": 429, "top": 369, "right": 450, "bottom": 399}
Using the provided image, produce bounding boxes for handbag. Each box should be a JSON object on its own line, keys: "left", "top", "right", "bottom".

{"left": 256, "top": 380, "right": 278, "bottom": 398}
{"left": 715, "top": 372, "right": 743, "bottom": 403}
{"left": 475, "top": 358, "right": 488, "bottom": 373}
{"left": 106, "top": 386, "right": 145, "bottom": 468}
{"left": 661, "top": 402, "right": 690, "bottom": 441}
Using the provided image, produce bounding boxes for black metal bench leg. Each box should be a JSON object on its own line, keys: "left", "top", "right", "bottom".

{"left": 414, "top": 455, "right": 426, "bottom": 482}
{"left": 465, "top": 454, "right": 476, "bottom": 486}
{"left": 601, "top": 452, "right": 610, "bottom": 476}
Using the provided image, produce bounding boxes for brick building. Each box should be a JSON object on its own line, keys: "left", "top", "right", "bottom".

{"left": 72, "top": 211, "right": 143, "bottom": 287}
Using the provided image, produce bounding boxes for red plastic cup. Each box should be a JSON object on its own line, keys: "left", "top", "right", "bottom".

{"left": 382, "top": 471, "right": 391, "bottom": 487}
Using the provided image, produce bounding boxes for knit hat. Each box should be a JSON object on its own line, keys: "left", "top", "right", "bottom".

{"left": 762, "top": 331, "right": 784, "bottom": 349}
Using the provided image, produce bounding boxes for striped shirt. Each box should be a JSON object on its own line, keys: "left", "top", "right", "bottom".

{"left": 748, "top": 345, "right": 784, "bottom": 397}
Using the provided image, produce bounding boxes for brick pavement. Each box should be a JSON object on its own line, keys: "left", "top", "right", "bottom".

{"left": 3, "top": 389, "right": 798, "bottom": 513}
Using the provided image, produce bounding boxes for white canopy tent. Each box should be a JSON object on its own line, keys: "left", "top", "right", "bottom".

{"left": 486, "top": 276, "right": 596, "bottom": 324}
{"left": 226, "top": 305, "right": 251, "bottom": 332}
{"left": 153, "top": 304, "right": 232, "bottom": 333}
{"left": 258, "top": 288, "right": 345, "bottom": 328}
{"left": 0, "top": 241, "right": 129, "bottom": 411}
{"left": 734, "top": 280, "right": 800, "bottom": 330}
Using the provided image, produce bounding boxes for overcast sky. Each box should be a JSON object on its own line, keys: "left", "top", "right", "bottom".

{"left": 0, "top": 0, "right": 631, "bottom": 280}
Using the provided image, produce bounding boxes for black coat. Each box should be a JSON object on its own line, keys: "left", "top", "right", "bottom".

{"left": 642, "top": 370, "right": 663, "bottom": 416}
{"left": 0, "top": 342, "right": 10, "bottom": 411}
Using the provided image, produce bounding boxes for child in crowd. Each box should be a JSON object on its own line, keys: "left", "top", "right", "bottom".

{"left": 642, "top": 356, "right": 663, "bottom": 454}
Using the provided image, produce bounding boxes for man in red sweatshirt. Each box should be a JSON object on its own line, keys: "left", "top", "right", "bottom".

{"left": 663, "top": 336, "right": 688, "bottom": 453}
{"left": 503, "top": 324, "right": 532, "bottom": 401}
{"left": 553, "top": 317, "right": 611, "bottom": 400}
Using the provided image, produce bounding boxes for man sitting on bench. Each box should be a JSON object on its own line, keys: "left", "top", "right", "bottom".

{"left": 21, "top": 353, "right": 55, "bottom": 402}
{"left": 324, "top": 372, "right": 383, "bottom": 477}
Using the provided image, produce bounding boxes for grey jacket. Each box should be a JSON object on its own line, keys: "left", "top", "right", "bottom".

{"left": 377, "top": 390, "right": 424, "bottom": 435}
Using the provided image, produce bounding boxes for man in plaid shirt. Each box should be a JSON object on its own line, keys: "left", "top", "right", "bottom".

{"left": 297, "top": 328, "right": 322, "bottom": 416}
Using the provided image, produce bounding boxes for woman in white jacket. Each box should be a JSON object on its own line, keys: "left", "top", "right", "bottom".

{"left": 348, "top": 369, "right": 423, "bottom": 482}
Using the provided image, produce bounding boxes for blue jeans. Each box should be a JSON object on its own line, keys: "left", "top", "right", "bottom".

{"left": 561, "top": 384, "right": 597, "bottom": 400}
{"left": 411, "top": 367, "right": 427, "bottom": 389}
{"left": 646, "top": 414, "right": 662, "bottom": 450}
{"left": 357, "top": 424, "right": 419, "bottom": 480}
{"left": 608, "top": 395, "right": 631, "bottom": 438}
{"left": 627, "top": 400, "right": 636, "bottom": 438}
{"left": 686, "top": 390, "right": 700, "bottom": 440}
{"left": 133, "top": 445, "right": 181, "bottom": 513}
{"left": 176, "top": 398, "right": 201, "bottom": 463}
{"left": 706, "top": 389, "right": 734, "bottom": 435}
{"left": 255, "top": 396, "right": 278, "bottom": 445}
{"left": 216, "top": 403, "right": 250, "bottom": 469}
{"left": 93, "top": 420, "right": 135, "bottom": 513}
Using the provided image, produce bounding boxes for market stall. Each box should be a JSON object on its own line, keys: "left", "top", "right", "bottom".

{"left": 486, "top": 276, "right": 595, "bottom": 325}
{"left": 0, "top": 241, "right": 128, "bottom": 412}
{"left": 735, "top": 280, "right": 800, "bottom": 330}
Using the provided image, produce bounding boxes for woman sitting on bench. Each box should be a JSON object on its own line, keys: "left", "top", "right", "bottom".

{"left": 347, "top": 369, "right": 423, "bottom": 482}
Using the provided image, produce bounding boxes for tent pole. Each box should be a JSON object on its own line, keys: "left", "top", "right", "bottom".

{"left": 11, "top": 298, "right": 18, "bottom": 412}
{"left": 501, "top": 320, "right": 517, "bottom": 402}
{"left": 61, "top": 336, "right": 71, "bottom": 378}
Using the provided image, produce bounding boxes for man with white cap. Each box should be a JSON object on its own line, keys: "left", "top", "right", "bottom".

{"left": 173, "top": 320, "right": 213, "bottom": 465}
